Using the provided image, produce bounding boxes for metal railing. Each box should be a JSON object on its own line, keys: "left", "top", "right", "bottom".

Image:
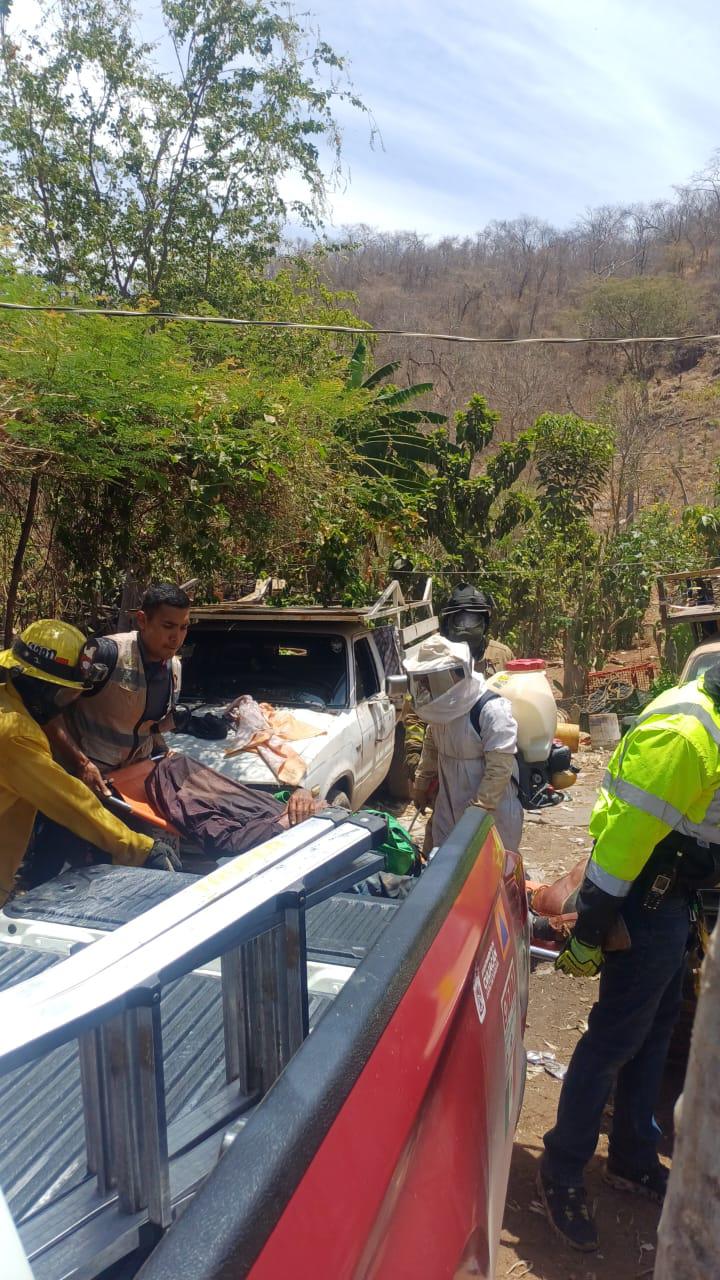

{"left": 0, "top": 812, "right": 384, "bottom": 1278}
{"left": 366, "top": 577, "right": 437, "bottom": 648}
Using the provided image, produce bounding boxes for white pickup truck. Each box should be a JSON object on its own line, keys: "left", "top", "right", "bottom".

{"left": 166, "top": 581, "right": 437, "bottom": 809}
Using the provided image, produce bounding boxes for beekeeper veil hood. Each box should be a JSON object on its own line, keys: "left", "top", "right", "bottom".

{"left": 404, "top": 634, "right": 484, "bottom": 724}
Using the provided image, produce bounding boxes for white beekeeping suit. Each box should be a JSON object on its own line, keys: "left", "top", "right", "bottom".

{"left": 406, "top": 635, "right": 523, "bottom": 852}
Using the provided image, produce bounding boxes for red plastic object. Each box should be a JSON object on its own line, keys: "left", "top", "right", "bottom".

{"left": 585, "top": 660, "right": 657, "bottom": 694}
{"left": 506, "top": 658, "right": 546, "bottom": 672}
{"left": 248, "top": 826, "right": 529, "bottom": 1280}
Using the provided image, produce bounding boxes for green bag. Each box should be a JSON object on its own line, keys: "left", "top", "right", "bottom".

{"left": 363, "top": 810, "right": 419, "bottom": 876}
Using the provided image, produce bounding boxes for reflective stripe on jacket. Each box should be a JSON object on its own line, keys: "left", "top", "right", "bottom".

{"left": 0, "top": 680, "right": 152, "bottom": 903}
{"left": 67, "top": 631, "right": 181, "bottom": 770}
{"left": 587, "top": 677, "right": 720, "bottom": 898}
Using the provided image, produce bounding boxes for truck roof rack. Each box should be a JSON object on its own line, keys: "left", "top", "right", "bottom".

{"left": 657, "top": 568, "right": 720, "bottom": 634}
{"left": 190, "top": 577, "right": 438, "bottom": 649}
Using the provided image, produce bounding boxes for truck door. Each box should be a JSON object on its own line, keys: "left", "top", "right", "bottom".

{"left": 354, "top": 637, "right": 396, "bottom": 796}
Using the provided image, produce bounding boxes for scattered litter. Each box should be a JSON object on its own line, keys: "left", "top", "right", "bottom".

{"left": 526, "top": 1050, "right": 567, "bottom": 1080}
{"left": 507, "top": 1262, "right": 531, "bottom": 1276}
{"left": 506, "top": 1199, "right": 521, "bottom": 1212}
{"left": 528, "top": 1199, "right": 546, "bottom": 1216}
{"left": 576, "top": 1018, "right": 589, "bottom": 1032}
{"left": 542, "top": 1039, "right": 558, "bottom": 1051}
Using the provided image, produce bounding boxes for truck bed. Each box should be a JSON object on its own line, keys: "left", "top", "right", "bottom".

{"left": 0, "top": 811, "right": 527, "bottom": 1280}
{"left": 0, "top": 877, "right": 400, "bottom": 1226}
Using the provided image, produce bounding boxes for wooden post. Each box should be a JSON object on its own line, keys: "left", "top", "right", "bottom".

{"left": 117, "top": 571, "right": 140, "bottom": 632}
{"left": 655, "top": 924, "right": 720, "bottom": 1279}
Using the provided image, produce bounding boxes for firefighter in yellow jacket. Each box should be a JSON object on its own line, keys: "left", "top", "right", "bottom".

{"left": 538, "top": 666, "right": 720, "bottom": 1252}
{"left": 0, "top": 620, "right": 180, "bottom": 904}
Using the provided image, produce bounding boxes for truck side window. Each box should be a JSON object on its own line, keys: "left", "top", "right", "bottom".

{"left": 354, "top": 638, "right": 381, "bottom": 701}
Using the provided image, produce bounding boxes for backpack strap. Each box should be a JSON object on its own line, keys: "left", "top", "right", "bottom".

{"left": 469, "top": 689, "right": 501, "bottom": 739}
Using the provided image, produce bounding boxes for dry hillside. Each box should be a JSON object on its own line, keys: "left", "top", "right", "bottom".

{"left": 314, "top": 165, "right": 720, "bottom": 511}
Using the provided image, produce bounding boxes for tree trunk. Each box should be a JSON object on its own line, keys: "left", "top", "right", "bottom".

{"left": 562, "top": 628, "right": 586, "bottom": 698}
{"left": 4, "top": 470, "right": 40, "bottom": 646}
{"left": 117, "top": 570, "right": 140, "bottom": 632}
{"left": 654, "top": 924, "right": 720, "bottom": 1279}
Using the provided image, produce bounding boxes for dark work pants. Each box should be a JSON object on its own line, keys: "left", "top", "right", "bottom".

{"left": 19, "top": 815, "right": 109, "bottom": 888}
{"left": 542, "top": 893, "right": 690, "bottom": 1185}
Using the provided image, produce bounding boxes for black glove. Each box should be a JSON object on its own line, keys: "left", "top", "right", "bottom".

{"left": 174, "top": 705, "right": 229, "bottom": 740}
{"left": 574, "top": 875, "right": 619, "bottom": 947}
{"left": 144, "top": 839, "right": 182, "bottom": 872}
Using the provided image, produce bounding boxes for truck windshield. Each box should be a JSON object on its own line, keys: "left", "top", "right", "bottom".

{"left": 180, "top": 629, "right": 349, "bottom": 710}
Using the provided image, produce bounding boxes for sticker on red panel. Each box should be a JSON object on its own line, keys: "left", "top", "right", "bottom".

{"left": 495, "top": 897, "right": 511, "bottom": 957}
{"left": 502, "top": 961, "right": 519, "bottom": 1130}
{"left": 472, "top": 964, "right": 487, "bottom": 1024}
{"left": 501, "top": 960, "right": 517, "bottom": 1035}
{"left": 481, "top": 940, "right": 500, "bottom": 999}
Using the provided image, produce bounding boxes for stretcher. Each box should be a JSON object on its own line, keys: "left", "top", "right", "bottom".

{"left": 105, "top": 758, "right": 181, "bottom": 837}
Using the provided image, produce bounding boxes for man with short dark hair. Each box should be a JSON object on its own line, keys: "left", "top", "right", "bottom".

{"left": 17, "top": 583, "right": 226, "bottom": 888}
{"left": 48, "top": 582, "right": 227, "bottom": 795}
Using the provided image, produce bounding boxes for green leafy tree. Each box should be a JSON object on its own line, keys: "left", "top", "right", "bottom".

{"left": 532, "top": 412, "right": 615, "bottom": 522}
{"left": 504, "top": 413, "right": 615, "bottom": 689}
{"left": 0, "top": 0, "right": 366, "bottom": 301}
{"left": 337, "top": 337, "right": 446, "bottom": 491}
{"left": 601, "top": 505, "right": 698, "bottom": 650}
{"left": 421, "top": 394, "right": 533, "bottom": 571}
{"left": 0, "top": 269, "right": 382, "bottom": 635}
{"left": 582, "top": 276, "right": 692, "bottom": 377}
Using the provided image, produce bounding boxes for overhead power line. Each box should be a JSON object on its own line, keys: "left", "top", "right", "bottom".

{"left": 0, "top": 299, "right": 717, "bottom": 346}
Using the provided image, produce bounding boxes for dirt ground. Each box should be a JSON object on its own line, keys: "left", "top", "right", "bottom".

{"left": 394, "top": 742, "right": 682, "bottom": 1280}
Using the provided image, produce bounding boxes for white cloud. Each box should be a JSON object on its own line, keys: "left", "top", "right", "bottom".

{"left": 14, "top": 0, "right": 719, "bottom": 236}
{"left": 303, "top": 0, "right": 720, "bottom": 233}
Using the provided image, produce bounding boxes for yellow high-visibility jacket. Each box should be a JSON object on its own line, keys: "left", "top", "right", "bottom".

{"left": 0, "top": 680, "right": 152, "bottom": 903}
{"left": 588, "top": 676, "right": 720, "bottom": 899}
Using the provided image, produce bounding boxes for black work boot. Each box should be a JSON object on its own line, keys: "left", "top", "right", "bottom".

{"left": 603, "top": 1156, "right": 668, "bottom": 1204}
{"left": 536, "top": 1169, "right": 599, "bottom": 1252}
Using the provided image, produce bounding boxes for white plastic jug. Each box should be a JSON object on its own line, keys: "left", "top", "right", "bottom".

{"left": 486, "top": 659, "right": 557, "bottom": 762}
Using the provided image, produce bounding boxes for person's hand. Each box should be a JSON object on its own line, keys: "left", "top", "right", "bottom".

{"left": 287, "top": 789, "right": 316, "bottom": 826}
{"left": 411, "top": 783, "right": 429, "bottom": 812}
{"left": 555, "top": 935, "right": 603, "bottom": 978}
{"left": 144, "top": 840, "right": 182, "bottom": 872}
{"left": 79, "top": 757, "right": 111, "bottom": 798}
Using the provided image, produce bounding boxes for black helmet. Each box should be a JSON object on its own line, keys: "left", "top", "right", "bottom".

{"left": 440, "top": 583, "right": 494, "bottom": 659}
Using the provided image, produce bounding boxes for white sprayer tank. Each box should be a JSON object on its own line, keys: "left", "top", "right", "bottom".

{"left": 486, "top": 659, "right": 557, "bottom": 762}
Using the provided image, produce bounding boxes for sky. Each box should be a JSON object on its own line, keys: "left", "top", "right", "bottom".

{"left": 13, "top": 0, "right": 720, "bottom": 240}
{"left": 280, "top": 0, "right": 720, "bottom": 238}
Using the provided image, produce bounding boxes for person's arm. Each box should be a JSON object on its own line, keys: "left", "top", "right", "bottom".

{"left": 47, "top": 636, "right": 117, "bottom": 796}
{"left": 2, "top": 727, "right": 152, "bottom": 866}
{"left": 475, "top": 752, "right": 516, "bottom": 810}
{"left": 471, "top": 698, "right": 517, "bottom": 811}
{"left": 286, "top": 788, "right": 326, "bottom": 825}
{"left": 576, "top": 727, "right": 707, "bottom": 946}
{"left": 413, "top": 724, "right": 438, "bottom": 807}
{"left": 45, "top": 718, "right": 110, "bottom": 796}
